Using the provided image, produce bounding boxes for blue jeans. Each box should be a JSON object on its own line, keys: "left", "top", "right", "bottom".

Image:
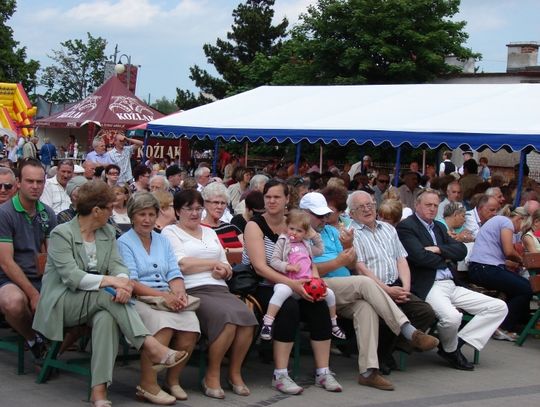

{"left": 468, "top": 262, "right": 532, "bottom": 331}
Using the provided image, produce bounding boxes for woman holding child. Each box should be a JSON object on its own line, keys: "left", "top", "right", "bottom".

{"left": 243, "top": 179, "right": 342, "bottom": 395}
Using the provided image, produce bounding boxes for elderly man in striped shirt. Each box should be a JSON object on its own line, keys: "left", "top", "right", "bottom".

{"left": 349, "top": 191, "right": 436, "bottom": 375}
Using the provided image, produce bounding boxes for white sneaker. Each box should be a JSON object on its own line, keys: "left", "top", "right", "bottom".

{"left": 272, "top": 374, "right": 303, "bottom": 395}
{"left": 315, "top": 371, "right": 343, "bottom": 392}
{"left": 492, "top": 329, "right": 517, "bottom": 342}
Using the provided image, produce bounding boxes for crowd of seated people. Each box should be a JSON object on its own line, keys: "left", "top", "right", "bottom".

{"left": 0, "top": 144, "right": 539, "bottom": 405}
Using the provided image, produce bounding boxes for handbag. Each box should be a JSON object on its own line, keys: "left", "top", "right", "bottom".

{"left": 227, "top": 263, "right": 261, "bottom": 296}
{"left": 136, "top": 294, "right": 200, "bottom": 312}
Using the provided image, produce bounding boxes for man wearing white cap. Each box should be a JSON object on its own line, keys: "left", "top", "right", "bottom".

{"left": 300, "top": 192, "right": 438, "bottom": 391}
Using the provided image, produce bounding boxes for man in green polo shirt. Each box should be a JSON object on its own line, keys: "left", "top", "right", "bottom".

{"left": 0, "top": 158, "right": 57, "bottom": 360}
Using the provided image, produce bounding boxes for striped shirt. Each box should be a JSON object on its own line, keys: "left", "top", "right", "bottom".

{"left": 351, "top": 220, "right": 407, "bottom": 285}
{"left": 108, "top": 145, "right": 134, "bottom": 185}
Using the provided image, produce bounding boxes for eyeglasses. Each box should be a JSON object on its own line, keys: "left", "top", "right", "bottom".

{"left": 181, "top": 206, "right": 204, "bottom": 213}
{"left": 352, "top": 203, "right": 375, "bottom": 212}
{"left": 310, "top": 211, "right": 329, "bottom": 220}
{"left": 0, "top": 183, "right": 13, "bottom": 191}
{"left": 107, "top": 171, "right": 119, "bottom": 176}
{"left": 206, "top": 200, "right": 227, "bottom": 206}
{"left": 377, "top": 179, "right": 390, "bottom": 184}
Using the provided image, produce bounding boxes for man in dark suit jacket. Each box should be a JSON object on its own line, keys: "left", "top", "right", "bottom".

{"left": 396, "top": 189, "right": 507, "bottom": 371}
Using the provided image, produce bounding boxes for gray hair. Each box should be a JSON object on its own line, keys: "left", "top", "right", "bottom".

{"left": 127, "top": 191, "right": 160, "bottom": 220}
{"left": 149, "top": 174, "right": 169, "bottom": 190}
{"left": 249, "top": 174, "right": 269, "bottom": 190}
{"left": 194, "top": 166, "right": 210, "bottom": 180}
{"left": 0, "top": 167, "right": 16, "bottom": 181}
{"left": 347, "top": 190, "right": 373, "bottom": 210}
{"left": 92, "top": 136, "right": 103, "bottom": 149}
{"left": 201, "top": 181, "right": 230, "bottom": 202}
{"left": 485, "top": 187, "right": 501, "bottom": 197}
{"left": 443, "top": 201, "right": 466, "bottom": 218}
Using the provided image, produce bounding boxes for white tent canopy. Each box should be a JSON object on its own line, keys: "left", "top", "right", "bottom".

{"left": 147, "top": 84, "right": 540, "bottom": 152}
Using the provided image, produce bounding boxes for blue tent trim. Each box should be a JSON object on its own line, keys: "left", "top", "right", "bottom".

{"left": 145, "top": 124, "right": 539, "bottom": 152}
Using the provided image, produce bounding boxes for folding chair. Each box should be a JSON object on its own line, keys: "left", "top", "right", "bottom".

{"left": 516, "top": 252, "right": 540, "bottom": 346}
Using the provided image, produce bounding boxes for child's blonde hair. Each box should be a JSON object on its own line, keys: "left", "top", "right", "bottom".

{"left": 286, "top": 209, "right": 311, "bottom": 232}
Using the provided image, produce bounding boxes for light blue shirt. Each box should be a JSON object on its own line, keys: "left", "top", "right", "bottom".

{"left": 118, "top": 228, "right": 183, "bottom": 291}
{"left": 469, "top": 215, "right": 513, "bottom": 266}
{"left": 313, "top": 225, "right": 351, "bottom": 278}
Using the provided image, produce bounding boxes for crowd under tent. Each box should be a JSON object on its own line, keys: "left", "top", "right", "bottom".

{"left": 146, "top": 84, "right": 540, "bottom": 204}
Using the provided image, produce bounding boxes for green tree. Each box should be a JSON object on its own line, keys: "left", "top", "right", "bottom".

{"left": 40, "top": 33, "right": 108, "bottom": 103}
{"left": 0, "top": 0, "right": 40, "bottom": 91}
{"left": 270, "top": 0, "right": 478, "bottom": 85}
{"left": 176, "top": 0, "right": 288, "bottom": 109}
{"left": 151, "top": 96, "right": 180, "bottom": 115}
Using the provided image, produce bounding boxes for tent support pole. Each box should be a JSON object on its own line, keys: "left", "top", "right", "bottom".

{"left": 514, "top": 150, "right": 527, "bottom": 206}
{"left": 212, "top": 139, "right": 219, "bottom": 176}
{"left": 422, "top": 149, "right": 426, "bottom": 174}
{"left": 141, "top": 130, "right": 150, "bottom": 164}
{"left": 393, "top": 146, "right": 402, "bottom": 187}
{"left": 319, "top": 144, "right": 323, "bottom": 173}
{"left": 244, "top": 142, "right": 248, "bottom": 167}
{"left": 294, "top": 143, "right": 301, "bottom": 176}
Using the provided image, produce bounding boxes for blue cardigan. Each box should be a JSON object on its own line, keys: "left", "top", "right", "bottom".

{"left": 118, "top": 228, "right": 183, "bottom": 291}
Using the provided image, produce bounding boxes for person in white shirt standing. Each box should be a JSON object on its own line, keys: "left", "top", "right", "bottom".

{"left": 108, "top": 131, "right": 143, "bottom": 186}
{"left": 40, "top": 159, "right": 74, "bottom": 214}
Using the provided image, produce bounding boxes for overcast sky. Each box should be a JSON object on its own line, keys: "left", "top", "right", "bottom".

{"left": 9, "top": 0, "right": 540, "bottom": 103}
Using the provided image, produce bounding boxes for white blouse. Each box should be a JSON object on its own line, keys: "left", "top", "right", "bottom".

{"left": 161, "top": 224, "right": 228, "bottom": 290}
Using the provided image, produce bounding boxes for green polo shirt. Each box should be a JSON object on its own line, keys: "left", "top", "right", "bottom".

{"left": 0, "top": 194, "right": 57, "bottom": 285}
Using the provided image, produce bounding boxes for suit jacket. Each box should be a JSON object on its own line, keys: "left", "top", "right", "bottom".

{"left": 396, "top": 214, "right": 467, "bottom": 300}
{"left": 33, "top": 217, "right": 128, "bottom": 341}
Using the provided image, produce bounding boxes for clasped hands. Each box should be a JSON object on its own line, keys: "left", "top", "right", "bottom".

{"left": 211, "top": 261, "right": 232, "bottom": 281}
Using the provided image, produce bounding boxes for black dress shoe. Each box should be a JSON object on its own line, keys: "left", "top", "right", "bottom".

{"left": 437, "top": 348, "right": 474, "bottom": 371}
{"left": 379, "top": 354, "right": 397, "bottom": 375}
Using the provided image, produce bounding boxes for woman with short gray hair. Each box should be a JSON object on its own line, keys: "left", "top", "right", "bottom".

{"left": 118, "top": 191, "right": 200, "bottom": 403}
{"left": 201, "top": 182, "right": 243, "bottom": 252}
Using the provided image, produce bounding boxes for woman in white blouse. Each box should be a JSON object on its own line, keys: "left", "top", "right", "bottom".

{"left": 162, "top": 189, "right": 257, "bottom": 400}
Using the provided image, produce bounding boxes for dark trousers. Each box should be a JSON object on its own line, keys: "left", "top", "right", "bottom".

{"left": 255, "top": 285, "right": 332, "bottom": 342}
{"left": 378, "top": 293, "right": 436, "bottom": 361}
{"left": 468, "top": 262, "right": 533, "bottom": 331}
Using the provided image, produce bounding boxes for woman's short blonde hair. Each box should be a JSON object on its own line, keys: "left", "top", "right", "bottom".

{"left": 378, "top": 199, "right": 403, "bottom": 226}
{"left": 152, "top": 190, "right": 173, "bottom": 210}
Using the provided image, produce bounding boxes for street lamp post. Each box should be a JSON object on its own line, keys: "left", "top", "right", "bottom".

{"left": 114, "top": 54, "right": 132, "bottom": 90}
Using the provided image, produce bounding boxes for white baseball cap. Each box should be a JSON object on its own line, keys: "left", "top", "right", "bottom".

{"left": 299, "top": 192, "right": 333, "bottom": 216}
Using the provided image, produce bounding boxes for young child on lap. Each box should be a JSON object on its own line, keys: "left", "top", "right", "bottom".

{"left": 261, "top": 209, "right": 346, "bottom": 340}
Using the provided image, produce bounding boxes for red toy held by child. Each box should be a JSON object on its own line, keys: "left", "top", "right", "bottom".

{"left": 303, "top": 278, "right": 327, "bottom": 300}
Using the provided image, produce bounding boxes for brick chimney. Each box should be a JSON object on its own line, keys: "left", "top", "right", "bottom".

{"left": 506, "top": 41, "right": 539, "bottom": 72}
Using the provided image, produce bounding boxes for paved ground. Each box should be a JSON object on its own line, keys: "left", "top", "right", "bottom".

{"left": 0, "top": 332, "right": 539, "bottom": 406}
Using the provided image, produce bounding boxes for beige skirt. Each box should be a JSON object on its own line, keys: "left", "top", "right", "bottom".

{"left": 134, "top": 300, "right": 200, "bottom": 336}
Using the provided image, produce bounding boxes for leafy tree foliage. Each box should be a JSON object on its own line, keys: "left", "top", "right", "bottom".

{"left": 0, "top": 0, "right": 39, "bottom": 91}
{"left": 269, "top": 0, "right": 478, "bottom": 85}
{"left": 151, "top": 96, "right": 180, "bottom": 115}
{"left": 40, "top": 33, "right": 108, "bottom": 103}
{"left": 176, "top": 0, "right": 288, "bottom": 110}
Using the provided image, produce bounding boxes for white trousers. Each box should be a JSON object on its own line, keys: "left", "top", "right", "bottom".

{"left": 425, "top": 280, "right": 507, "bottom": 352}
